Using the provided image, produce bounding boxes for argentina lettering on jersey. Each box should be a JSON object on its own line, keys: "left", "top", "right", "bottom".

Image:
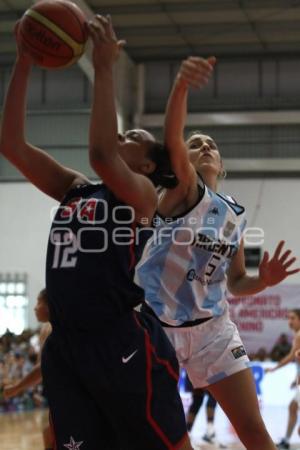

{"left": 136, "top": 178, "right": 246, "bottom": 325}
{"left": 46, "top": 183, "right": 151, "bottom": 330}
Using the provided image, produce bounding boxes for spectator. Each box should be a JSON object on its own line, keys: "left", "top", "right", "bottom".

{"left": 255, "top": 347, "right": 268, "bottom": 362}
{"left": 270, "top": 333, "right": 292, "bottom": 362}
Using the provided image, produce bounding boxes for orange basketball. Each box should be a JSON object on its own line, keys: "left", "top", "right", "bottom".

{"left": 19, "top": 0, "right": 88, "bottom": 69}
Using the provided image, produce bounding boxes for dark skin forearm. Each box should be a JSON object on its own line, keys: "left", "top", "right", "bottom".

{"left": 89, "top": 66, "right": 118, "bottom": 163}
{"left": 3, "top": 364, "right": 42, "bottom": 399}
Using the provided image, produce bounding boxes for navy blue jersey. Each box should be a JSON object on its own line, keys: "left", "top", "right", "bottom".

{"left": 46, "top": 183, "right": 151, "bottom": 330}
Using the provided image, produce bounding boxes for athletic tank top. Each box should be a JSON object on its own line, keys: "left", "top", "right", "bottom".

{"left": 136, "top": 178, "right": 246, "bottom": 325}
{"left": 46, "top": 183, "right": 150, "bottom": 330}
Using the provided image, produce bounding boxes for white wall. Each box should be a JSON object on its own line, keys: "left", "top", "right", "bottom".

{"left": 0, "top": 183, "right": 57, "bottom": 329}
{"left": 0, "top": 178, "right": 299, "bottom": 330}
{"left": 223, "top": 177, "right": 300, "bottom": 284}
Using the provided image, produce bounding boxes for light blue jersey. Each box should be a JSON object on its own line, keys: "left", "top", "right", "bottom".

{"left": 136, "top": 179, "right": 246, "bottom": 325}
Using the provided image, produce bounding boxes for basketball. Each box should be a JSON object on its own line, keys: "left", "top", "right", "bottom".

{"left": 18, "top": 0, "right": 88, "bottom": 69}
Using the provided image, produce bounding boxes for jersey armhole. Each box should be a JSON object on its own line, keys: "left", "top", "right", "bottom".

{"left": 217, "top": 193, "right": 245, "bottom": 216}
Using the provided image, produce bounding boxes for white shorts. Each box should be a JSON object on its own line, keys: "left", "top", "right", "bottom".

{"left": 163, "top": 308, "right": 250, "bottom": 388}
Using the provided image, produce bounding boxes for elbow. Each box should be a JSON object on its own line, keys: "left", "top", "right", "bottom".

{"left": 227, "top": 282, "right": 238, "bottom": 297}
{"left": 0, "top": 141, "right": 11, "bottom": 158}
{"left": 0, "top": 137, "right": 23, "bottom": 158}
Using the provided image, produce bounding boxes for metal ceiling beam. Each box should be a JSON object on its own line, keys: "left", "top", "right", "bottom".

{"left": 88, "top": 0, "right": 297, "bottom": 15}
{"left": 223, "top": 158, "right": 300, "bottom": 173}
{"left": 3, "top": 17, "right": 300, "bottom": 38}
{"left": 114, "top": 20, "right": 300, "bottom": 37}
{"left": 140, "top": 111, "right": 300, "bottom": 128}
{"left": 116, "top": 23, "right": 252, "bottom": 37}
{"left": 128, "top": 44, "right": 300, "bottom": 62}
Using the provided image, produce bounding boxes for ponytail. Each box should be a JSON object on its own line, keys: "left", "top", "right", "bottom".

{"left": 147, "top": 142, "right": 178, "bottom": 189}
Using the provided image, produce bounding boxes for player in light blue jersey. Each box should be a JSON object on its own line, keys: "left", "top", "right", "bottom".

{"left": 137, "top": 57, "right": 300, "bottom": 450}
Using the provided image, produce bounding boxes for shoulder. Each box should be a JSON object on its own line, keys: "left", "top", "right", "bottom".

{"left": 62, "top": 181, "right": 104, "bottom": 201}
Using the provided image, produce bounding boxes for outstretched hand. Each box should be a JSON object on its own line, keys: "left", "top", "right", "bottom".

{"left": 264, "top": 367, "right": 275, "bottom": 374}
{"left": 88, "top": 15, "right": 126, "bottom": 69}
{"left": 3, "top": 383, "right": 20, "bottom": 400}
{"left": 177, "top": 56, "right": 216, "bottom": 89}
{"left": 259, "top": 240, "right": 300, "bottom": 287}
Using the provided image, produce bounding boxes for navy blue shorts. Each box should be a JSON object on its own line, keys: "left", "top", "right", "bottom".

{"left": 42, "top": 311, "right": 188, "bottom": 449}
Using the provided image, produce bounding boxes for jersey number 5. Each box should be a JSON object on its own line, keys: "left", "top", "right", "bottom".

{"left": 205, "top": 254, "right": 221, "bottom": 280}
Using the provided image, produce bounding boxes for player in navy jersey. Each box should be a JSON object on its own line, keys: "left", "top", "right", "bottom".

{"left": 0, "top": 16, "right": 192, "bottom": 450}
{"left": 136, "top": 57, "right": 300, "bottom": 450}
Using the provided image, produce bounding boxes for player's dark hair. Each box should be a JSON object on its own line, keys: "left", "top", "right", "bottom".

{"left": 147, "top": 142, "right": 178, "bottom": 189}
{"left": 291, "top": 309, "right": 300, "bottom": 319}
{"left": 39, "top": 288, "right": 47, "bottom": 301}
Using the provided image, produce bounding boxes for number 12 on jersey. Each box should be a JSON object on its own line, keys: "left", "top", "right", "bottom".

{"left": 51, "top": 230, "right": 78, "bottom": 269}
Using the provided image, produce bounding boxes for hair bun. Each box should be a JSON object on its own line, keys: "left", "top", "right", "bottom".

{"left": 148, "top": 142, "right": 179, "bottom": 189}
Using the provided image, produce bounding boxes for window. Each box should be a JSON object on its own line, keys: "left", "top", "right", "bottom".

{"left": 0, "top": 273, "right": 28, "bottom": 336}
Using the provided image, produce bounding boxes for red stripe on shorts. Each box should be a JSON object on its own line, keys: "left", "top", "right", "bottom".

{"left": 133, "top": 312, "right": 185, "bottom": 450}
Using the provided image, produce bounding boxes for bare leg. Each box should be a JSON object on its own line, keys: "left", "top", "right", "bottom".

{"left": 206, "top": 405, "right": 215, "bottom": 423}
{"left": 207, "top": 368, "right": 276, "bottom": 450}
{"left": 286, "top": 400, "right": 298, "bottom": 440}
{"left": 204, "top": 392, "right": 217, "bottom": 438}
{"left": 277, "top": 400, "right": 298, "bottom": 447}
{"left": 186, "top": 389, "right": 204, "bottom": 431}
{"left": 43, "top": 423, "right": 55, "bottom": 450}
{"left": 178, "top": 436, "right": 193, "bottom": 450}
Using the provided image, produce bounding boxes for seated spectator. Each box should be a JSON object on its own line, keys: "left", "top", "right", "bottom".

{"left": 270, "top": 333, "right": 292, "bottom": 362}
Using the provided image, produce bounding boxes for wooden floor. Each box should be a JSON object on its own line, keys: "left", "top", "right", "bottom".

{"left": 0, "top": 410, "right": 298, "bottom": 450}
{"left": 0, "top": 410, "right": 242, "bottom": 450}
{"left": 0, "top": 410, "right": 44, "bottom": 450}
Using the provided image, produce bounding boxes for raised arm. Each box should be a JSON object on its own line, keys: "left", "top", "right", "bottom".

{"left": 228, "top": 240, "right": 300, "bottom": 296}
{"left": 88, "top": 15, "right": 157, "bottom": 221}
{"left": 164, "top": 56, "right": 216, "bottom": 188}
{"left": 0, "top": 27, "right": 88, "bottom": 202}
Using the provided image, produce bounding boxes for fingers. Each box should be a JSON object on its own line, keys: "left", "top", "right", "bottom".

{"left": 279, "top": 249, "right": 292, "bottom": 263}
{"left": 273, "top": 240, "right": 285, "bottom": 260}
{"left": 106, "top": 14, "right": 117, "bottom": 40}
{"left": 88, "top": 15, "right": 118, "bottom": 43}
{"left": 179, "top": 57, "right": 215, "bottom": 89}
{"left": 260, "top": 250, "right": 269, "bottom": 266}
{"left": 283, "top": 257, "right": 297, "bottom": 269}
{"left": 285, "top": 268, "right": 300, "bottom": 276}
{"left": 207, "top": 55, "right": 217, "bottom": 67}
{"left": 88, "top": 20, "right": 109, "bottom": 43}
{"left": 117, "top": 40, "right": 127, "bottom": 50}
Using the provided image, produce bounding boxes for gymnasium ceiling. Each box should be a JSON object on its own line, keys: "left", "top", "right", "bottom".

{"left": 1, "top": 0, "right": 300, "bottom": 62}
